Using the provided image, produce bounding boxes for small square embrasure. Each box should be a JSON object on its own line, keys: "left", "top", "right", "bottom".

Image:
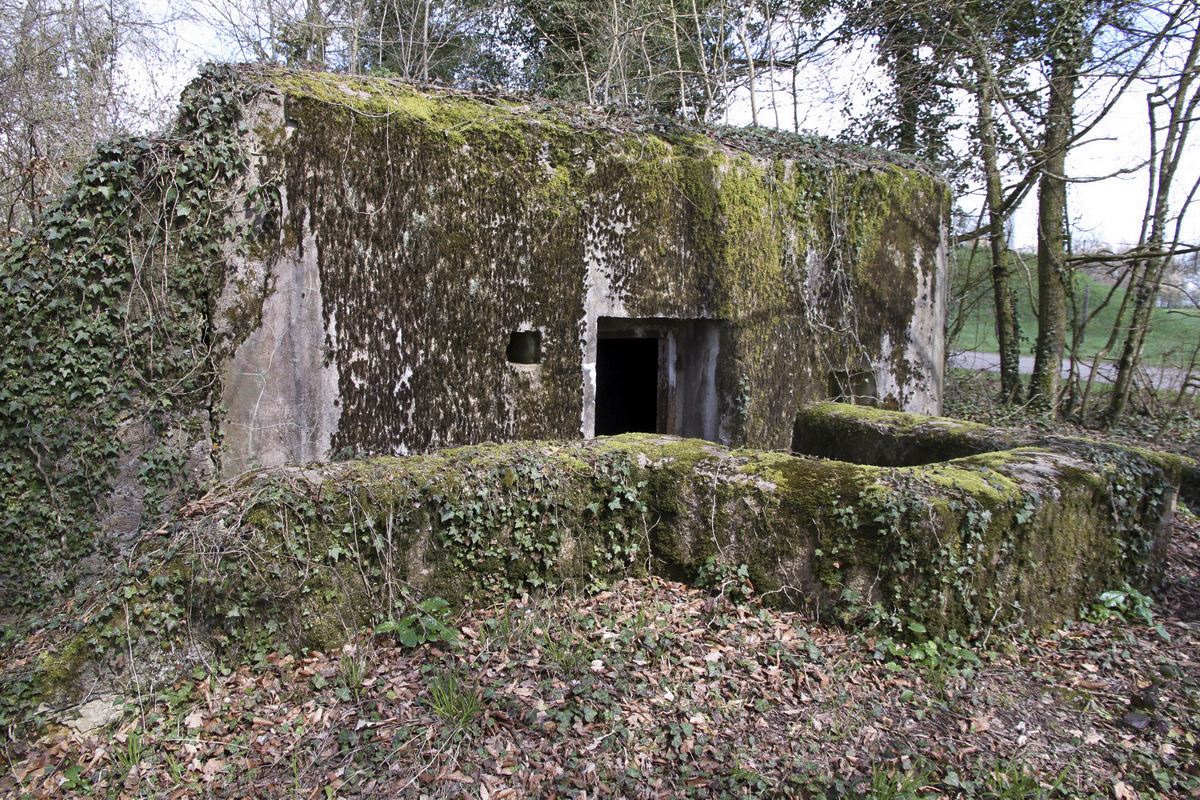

{"left": 506, "top": 331, "right": 541, "bottom": 364}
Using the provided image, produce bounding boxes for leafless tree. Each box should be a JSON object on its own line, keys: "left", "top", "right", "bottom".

{"left": 0, "top": 0, "right": 170, "bottom": 238}
{"left": 1101, "top": 5, "right": 1200, "bottom": 417}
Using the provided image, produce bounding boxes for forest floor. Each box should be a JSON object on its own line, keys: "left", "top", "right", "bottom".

{"left": 1, "top": 374, "right": 1198, "bottom": 799}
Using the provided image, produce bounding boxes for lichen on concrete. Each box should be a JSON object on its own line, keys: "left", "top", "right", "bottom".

{"left": 18, "top": 396, "right": 1187, "bottom": 712}
{"left": 139, "top": 417, "right": 1179, "bottom": 658}
{"left": 216, "top": 67, "right": 951, "bottom": 468}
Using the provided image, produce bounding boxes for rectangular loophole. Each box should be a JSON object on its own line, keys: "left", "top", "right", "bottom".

{"left": 506, "top": 331, "right": 542, "bottom": 364}
{"left": 829, "top": 369, "right": 877, "bottom": 406}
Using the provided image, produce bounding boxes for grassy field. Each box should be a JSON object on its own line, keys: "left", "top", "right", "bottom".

{"left": 949, "top": 247, "right": 1200, "bottom": 367}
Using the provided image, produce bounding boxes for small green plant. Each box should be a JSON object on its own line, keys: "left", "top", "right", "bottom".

{"left": 375, "top": 597, "right": 460, "bottom": 647}
{"left": 1089, "top": 583, "right": 1169, "bottom": 640}
{"left": 336, "top": 646, "right": 369, "bottom": 702}
{"left": 113, "top": 727, "right": 144, "bottom": 777}
{"left": 940, "top": 758, "right": 1062, "bottom": 799}
{"left": 482, "top": 602, "right": 527, "bottom": 651}
{"left": 871, "top": 631, "right": 982, "bottom": 696}
{"left": 982, "top": 760, "right": 1059, "bottom": 799}
{"left": 290, "top": 748, "right": 308, "bottom": 794}
{"left": 868, "top": 761, "right": 934, "bottom": 799}
{"left": 58, "top": 764, "right": 92, "bottom": 793}
{"left": 425, "top": 664, "right": 482, "bottom": 726}
{"left": 695, "top": 557, "right": 754, "bottom": 603}
{"left": 540, "top": 619, "right": 590, "bottom": 675}
{"left": 163, "top": 753, "right": 186, "bottom": 786}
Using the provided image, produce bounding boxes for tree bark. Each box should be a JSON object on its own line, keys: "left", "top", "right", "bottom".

{"left": 1107, "top": 21, "right": 1200, "bottom": 420}
{"left": 974, "top": 52, "right": 1022, "bottom": 403}
{"left": 1028, "top": 9, "right": 1081, "bottom": 412}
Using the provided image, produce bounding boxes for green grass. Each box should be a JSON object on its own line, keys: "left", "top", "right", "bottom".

{"left": 950, "top": 247, "right": 1200, "bottom": 366}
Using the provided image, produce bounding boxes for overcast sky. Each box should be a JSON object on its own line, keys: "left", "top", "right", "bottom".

{"left": 719, "top": 44, "right": 1200, "bottom": 253}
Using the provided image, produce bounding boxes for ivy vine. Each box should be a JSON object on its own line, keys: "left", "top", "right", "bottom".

{"left": 0, "top": 64, "right": 271, "bottom": 609}
{"left": 115, "top": 445, "right": 653, "bottom": 660}
{"left": 815, "top": 447, "right": 1172, "bottom": 640}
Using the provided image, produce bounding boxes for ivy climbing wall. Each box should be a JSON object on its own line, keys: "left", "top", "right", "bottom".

{"left": 0, "top": 66, "right": 950, "bottom": 608}
{"left": 0, "top": 66, "right": 269, "bottom": 607}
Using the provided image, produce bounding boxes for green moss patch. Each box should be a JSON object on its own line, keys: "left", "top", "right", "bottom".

{"left": 0, "top": 64, "right": 269, "bottom": 609}
{"left": 143, "top": 430, "right": 1180, "bottom": 655}
{"left": 5, "top": 414, "right": 1183, "bottom": 715}
{"left": 0, "top": 68, "right": 953, "bottom": 615}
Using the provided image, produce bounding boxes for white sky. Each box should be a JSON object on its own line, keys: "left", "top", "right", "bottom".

{"left": 720, "top": 53, "right": 1200, "bottom": 253}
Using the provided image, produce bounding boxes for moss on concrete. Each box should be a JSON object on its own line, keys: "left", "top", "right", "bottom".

{"left": 36, "top": 637, "right": 94, "bottom": 702}
{"left": 23, "top": 400, "right": 1185, "bottom": 708}
{"left": 235, "top": 68, "right": 950, "bottom": 458}
{"left": 791, "top": 402, "right": 1012, "bottom": 466}
{"left": 119, "top": 420, "right": 1175, "bottom": 659}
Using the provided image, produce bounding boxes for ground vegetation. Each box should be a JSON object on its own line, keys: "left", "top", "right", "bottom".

{"left": 0, "top": 373, "right": 1196, "bottom": 798}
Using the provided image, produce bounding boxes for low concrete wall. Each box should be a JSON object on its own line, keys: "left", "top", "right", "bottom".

{"left": 157, "top": 412, "right": 1180, "bottom": 654}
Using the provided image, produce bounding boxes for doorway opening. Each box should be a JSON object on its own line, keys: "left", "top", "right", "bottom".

{"left": 592, "top": 317, "right": 726, "bottom": 440}
{"left": 595, "top": 336, "right": 660, "bottom": 435}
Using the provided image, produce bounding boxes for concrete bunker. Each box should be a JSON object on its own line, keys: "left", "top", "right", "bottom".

{"left": 1, "top": 66, "right": 1191, "bottom": 641}
{"left": 206, "top": 69, "right": 951, "bottom": 473}
{"left": 0, "top": 67, "right": 957, "bottom": 606}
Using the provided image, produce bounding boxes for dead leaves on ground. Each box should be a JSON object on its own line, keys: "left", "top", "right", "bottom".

{"left": 3, "top": 520, "right": 1200, "bottom": 798}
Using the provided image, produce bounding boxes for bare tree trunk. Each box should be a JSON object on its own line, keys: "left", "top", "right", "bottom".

{"left": 737, "top": 17, "right": 756, "bottom": 125}
{"left": 1107, "top": 20, "right": 1200, "bottom": 420}
{"left": 1029, "top": 10, "right": 1081, "bottom": 412}
{"left": 1168, "top": 337, "right": 1200, "bottom": 412}
{"left": 973, "top": 52, "right": 1021, "bottom": 402}
{"left": 670, "top": 4, "right": 686, "bottom": 114}
{"left": 1077, "top": 274, "right": 1131, "bottom": 417}
{"left": 421, "top": 0, "right": 430, "bottom": 82}
{"left": 689, "top": 0, "right": 719, "bottom": 118}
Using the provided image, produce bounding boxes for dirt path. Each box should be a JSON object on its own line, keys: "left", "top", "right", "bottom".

{"left": 951, "top": 350, "right": 1195, "bottom": 394}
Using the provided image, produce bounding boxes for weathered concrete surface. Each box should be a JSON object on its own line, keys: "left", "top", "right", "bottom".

{"left": 791, "top": 402, "right": 1023, "bottom": 466}
{"left": 213, "top": 70, "right": 951, "bottom": 473}
{"left": 157, "top": 420, "right": 1179, "bottom": 656}
{"left": 0, "top": 67, "right": 953, "bottom": 610}
{"left": 219, "top": 210, "right": 341, "bottom": 475}
{"left": 792, "top": 401, "right": 1195, "bottom": 514}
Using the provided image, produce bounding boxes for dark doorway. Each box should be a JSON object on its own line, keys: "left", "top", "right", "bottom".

{"left": 828, "top": 369, "right": 878, "bottom": 406}
{"left": 595, "top": 337, "right": 660, "bottom": 434}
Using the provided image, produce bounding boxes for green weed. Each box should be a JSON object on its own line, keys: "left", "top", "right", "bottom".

{"left": 426, "top": 664, "right": 482, "bottom": 727}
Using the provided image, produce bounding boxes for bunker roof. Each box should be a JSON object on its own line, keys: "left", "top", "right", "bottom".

{"left": 224, "top": 65, "right": 940, "bottom": 176}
